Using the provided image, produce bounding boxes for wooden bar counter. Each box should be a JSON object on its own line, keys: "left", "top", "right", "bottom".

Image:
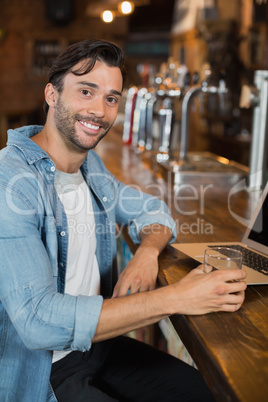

{"left": 95, "top": 128, "right": 268, "bottom": 402}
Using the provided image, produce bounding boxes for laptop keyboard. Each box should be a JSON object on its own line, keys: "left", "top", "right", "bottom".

{"left": 209, "top": 245, "right": 268, "bottom": 276}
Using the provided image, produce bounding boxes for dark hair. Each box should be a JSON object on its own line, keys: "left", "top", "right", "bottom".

{"left": 44, "top": 39, "right": 126, "bottom": 114}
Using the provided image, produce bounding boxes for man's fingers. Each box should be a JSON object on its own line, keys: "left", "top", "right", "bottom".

{"left": 216, "top": 268, "right": 247, "bottom": 282}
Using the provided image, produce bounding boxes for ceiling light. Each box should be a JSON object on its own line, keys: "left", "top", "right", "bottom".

{"left": 101, "top": 10, "right": 114, "bottom": 23}
{"left": 118, "top": 1, "right": 135, "bottom": 15}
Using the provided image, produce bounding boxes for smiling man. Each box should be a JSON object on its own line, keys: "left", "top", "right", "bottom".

{"left": 33, "top": 57, "right": 123, "bottom": 170}
{"left": 0, "top": 40, "right": 246, "bottom": 402}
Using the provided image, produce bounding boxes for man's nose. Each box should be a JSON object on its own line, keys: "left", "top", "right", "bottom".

{"left": 87, "top": 97, "right": 105, "bottom": 118}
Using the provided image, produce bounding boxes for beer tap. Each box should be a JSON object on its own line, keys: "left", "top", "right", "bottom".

{"left": 131, "top": 87, "right": 148, "bottom": 149}
{"left": 240, "top": 70, "right": 268, "bottom": 190}
{"left": 136, "top": 88, "right": 149, "bottom": 151}
{"left": 122, "top": 86, "right": 138, "bottom": 145}
{"left": 172, "top": 67, "right": 228, "bottom": 171}
{"left": 144, "top": 90, "right": 157, "bottom": 151}
{"left": 155, "top": 59, "right": 182, "bottom": 162}
{"left": 157, "top": 97, "right": 174, "bottom": 161}
{"left": 131, "top": 64, "right": 158, "bottom": 152}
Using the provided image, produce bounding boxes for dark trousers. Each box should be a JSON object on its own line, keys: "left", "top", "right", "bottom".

{"left": 50, "top": 336, "right": 215, "bottom": 402}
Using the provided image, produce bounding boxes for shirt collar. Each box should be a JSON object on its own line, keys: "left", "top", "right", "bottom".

{"left": 7, "top": 125, "right": 50, "bottom": 165}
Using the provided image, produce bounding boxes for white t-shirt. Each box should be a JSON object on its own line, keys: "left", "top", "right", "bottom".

{"left": 53, "top": 169, "right": 100, "bottom": 363}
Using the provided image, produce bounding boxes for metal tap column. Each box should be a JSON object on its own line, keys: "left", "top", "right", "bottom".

{"left": 179, "top": 86, "right": 202, "bottom": 161}
{"left": 249, "top": 70, "right": 268, "bottom": 189}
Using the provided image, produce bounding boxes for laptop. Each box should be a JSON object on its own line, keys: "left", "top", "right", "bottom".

{"left": 173, "top": 182, "right": 268, "bottom": 285}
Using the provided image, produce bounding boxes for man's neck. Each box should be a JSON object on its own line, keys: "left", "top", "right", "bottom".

{"left": 31, "top": 125, "right": 87, "bottom": 173}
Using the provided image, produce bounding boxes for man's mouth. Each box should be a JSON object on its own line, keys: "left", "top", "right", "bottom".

{"left": 79, "top": 120, "right": 101, "bottom": 131}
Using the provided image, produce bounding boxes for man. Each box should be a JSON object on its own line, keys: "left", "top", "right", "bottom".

{"left": 0, "top": 39, "right": 246, "bottom": 401}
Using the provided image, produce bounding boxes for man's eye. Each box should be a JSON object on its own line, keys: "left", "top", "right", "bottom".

{"left": 107, "top": 97, "right": 117, "bottom": 104}
{"left": 81, "top": 90, "right": 90, "bottom": 96}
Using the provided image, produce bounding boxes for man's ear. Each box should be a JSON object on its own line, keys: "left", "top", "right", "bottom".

{"left": 45, "top": 83, "right": 58, "bottom": 108}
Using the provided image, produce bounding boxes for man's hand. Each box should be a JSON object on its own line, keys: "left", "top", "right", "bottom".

{"left": 94, "top": 264, "right": 247, "bottom": 343}
{"left": 112, "top": 224, "right": 173, "bottom": 298}
{"left": 171, "top": 264, "right": 247, "bottom": 315}
{"left": 112, "top": 247, "right": 159, "bottom": 297}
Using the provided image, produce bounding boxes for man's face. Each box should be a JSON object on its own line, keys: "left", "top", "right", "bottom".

{"left": 52, "top": 60, "right": 123, "bottom": 152}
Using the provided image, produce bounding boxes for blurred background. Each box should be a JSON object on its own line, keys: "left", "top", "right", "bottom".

{"left": 0, "top": 0, "right": 267, "bottom": 169}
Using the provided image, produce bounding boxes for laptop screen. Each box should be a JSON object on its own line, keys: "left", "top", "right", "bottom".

{"left": 244, "top": 182, "right": 268, "bottom": 254}
{"left": 248, "top": 189, "right": 268, "bottom": 246}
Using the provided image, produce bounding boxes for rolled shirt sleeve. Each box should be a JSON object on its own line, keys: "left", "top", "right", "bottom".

{"left": 114, "top": 180, "right": 177, "bottom": 244}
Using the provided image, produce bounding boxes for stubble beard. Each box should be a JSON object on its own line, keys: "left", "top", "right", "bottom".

{"left": 54, "top": 97, "right": 113, "bottom": 152}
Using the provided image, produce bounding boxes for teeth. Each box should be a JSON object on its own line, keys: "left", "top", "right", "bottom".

{"left": 80, "top": 121, "right": 100, "bottom": 130}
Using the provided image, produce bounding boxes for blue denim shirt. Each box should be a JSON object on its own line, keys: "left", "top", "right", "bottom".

{"left": 0, "top": 126, "right": 176, "bottom": 401}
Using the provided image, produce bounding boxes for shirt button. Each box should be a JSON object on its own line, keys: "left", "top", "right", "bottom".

{"left": 103, "top": 196, "right": 108, "bottom": 202}
{"left": 50, "top": 166, "right": 56, "bottom": 172}
{"left": 60, "top": 231, "right": 66, "bottom": 237}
